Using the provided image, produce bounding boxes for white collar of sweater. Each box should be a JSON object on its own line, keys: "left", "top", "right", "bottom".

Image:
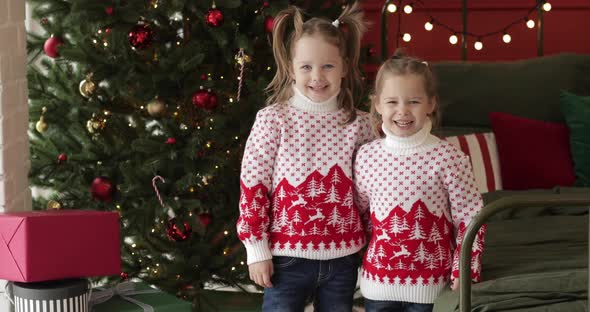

{"left": 382, "top": 118, "right": 439, "bottom": 155}
{"left": 289, "top": 85, "right": 340, "bottom": 112}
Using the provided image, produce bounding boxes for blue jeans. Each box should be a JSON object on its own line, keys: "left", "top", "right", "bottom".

{"left": 262, "top": 254, "right": 360, "bottom": 312}
{"left": 365, "top": 299, "right": 433, "bottom": 312}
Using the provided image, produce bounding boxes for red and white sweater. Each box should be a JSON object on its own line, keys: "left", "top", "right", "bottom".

{"left": 354, "top": 120, "right": 486, "bottom": 303}
{"left": 237, "top": 87, "right": 374, "bottom": 265}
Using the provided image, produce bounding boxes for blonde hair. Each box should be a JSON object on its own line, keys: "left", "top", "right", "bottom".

{"left": 369, "top": 49, "right": 440, "bottom": 137}
{"left": 265, "top": 2, "right": 367, "bottom": 124}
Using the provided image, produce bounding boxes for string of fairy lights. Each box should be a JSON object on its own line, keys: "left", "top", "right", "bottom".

{"left": 383, "top": 0, "right": 553, "bottom": 51}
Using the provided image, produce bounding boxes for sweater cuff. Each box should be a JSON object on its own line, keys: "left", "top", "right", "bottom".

{"left": 245, "top": 239, "right": 273, "bottom": 265}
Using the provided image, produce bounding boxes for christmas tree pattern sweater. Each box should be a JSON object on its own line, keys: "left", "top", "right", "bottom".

{"left": 237, "top": 87, "right": 373, "bottom": 265}
{"left": 354, "top": 120, "right": 486, "bottom": 303}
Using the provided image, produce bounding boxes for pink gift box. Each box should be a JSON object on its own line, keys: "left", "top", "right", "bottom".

{"left": 0, "top": 210, "right": 120, "bottom": 282}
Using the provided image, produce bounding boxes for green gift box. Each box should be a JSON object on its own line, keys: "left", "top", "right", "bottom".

{"left": 90, "top": 282, "right": 192, "bottom": 312}
{"left": 196, "top": 290, "right": 263, "bottom": 312}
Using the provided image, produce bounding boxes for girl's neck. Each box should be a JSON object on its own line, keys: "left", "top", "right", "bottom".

{"left": 289, "top": 85, "right": 340, "bottom": 112}
{"left": 382, "top": 118, "right": 438, "bottom": 155}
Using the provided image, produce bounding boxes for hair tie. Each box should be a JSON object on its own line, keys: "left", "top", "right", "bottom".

{"left": 421, "top": 61, "right": 429, "bottom": 67}
{"left": 332, "top": 19, "right": 340, "bottom": 27}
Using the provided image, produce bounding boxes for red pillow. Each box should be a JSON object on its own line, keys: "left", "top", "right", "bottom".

{"left": 489, "top": 112, "right": 575, "bottom": 190}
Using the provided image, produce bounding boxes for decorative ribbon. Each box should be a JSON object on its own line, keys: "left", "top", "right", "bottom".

{"left": 89, "top": 281, "right": 160, "bottom": 312}
{"left": 2, "top": 283, "right": 15, "bottom": 305}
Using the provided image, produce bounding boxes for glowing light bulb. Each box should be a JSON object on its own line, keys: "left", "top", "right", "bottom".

{"left": 526, "top": 19, "right": 535, "bottom": 29}
{"left": 502, "top": 33, "right": 512, "bottom": 43}
{"left": 403, "top": 4, "right": 413, "bottom": 14}
{"left": 449, "top": 35, "right": 458, "bottom": 45}
{"left": 387, "top": 4, "right": 397, "bottom": 13}
{"left": 543, "top": 2, "right": 551, "bottom": 12}
{"left": 402, "top": 33, "right": 412, "bottom": 42}
{"left": 424, "top": 21, "right": 433, "bottom": 31}
{"left": 474, "top": 40, "right": 483, "bottom": 50}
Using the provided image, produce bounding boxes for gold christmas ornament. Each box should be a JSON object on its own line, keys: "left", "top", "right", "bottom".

{"left": 36, "top": 116, "right": 48, "bottom": 133}
{"left": 147, "top": 98, "right": 166, "bottom": 117}
{"left": 86, "top": 113, "right": 106, "bottom": 133}
{"left": 235, "top": 51, "right": 251, "bottom": 65}
{"left": 46, "top": 200, "right": 62, "bottom": 210}
{"left": 79, "top": 74, "right": 97, "bottom": 98}
{"left": 201, "top": 175, "right": 213, "bottom": 185}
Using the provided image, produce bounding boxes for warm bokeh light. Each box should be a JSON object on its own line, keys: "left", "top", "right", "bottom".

{"left": 387, "top": 3, "right": 397, "bottom": 13}
{"left": 526, "top": 19, "right": 535, "bottom": 29}
{"left": 403, "top": 4, "right": 413, "bottom": 14}
{"left": 449, "top": 35, "right": 458, "bottom": 45}
{"left": 474, "top": 41, "right": 483, "bottom": 50}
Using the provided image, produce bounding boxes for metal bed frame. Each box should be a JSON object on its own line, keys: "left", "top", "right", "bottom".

{"left": 458, "top": 194, "right": 590, "bottom": 312}
{"left": 379, "top": 0, "right": 547, "bottom": 61}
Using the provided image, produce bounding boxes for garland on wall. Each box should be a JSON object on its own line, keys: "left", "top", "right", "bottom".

{"left": 383, "top": 0, "right": 552, "bottom": 51}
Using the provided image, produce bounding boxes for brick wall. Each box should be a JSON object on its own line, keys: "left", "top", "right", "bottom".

{"left": 0, "top": 0, "right": 30, "bottom": 307}
{"left": 0, "top": 0, "right": 31, "bottom": 214}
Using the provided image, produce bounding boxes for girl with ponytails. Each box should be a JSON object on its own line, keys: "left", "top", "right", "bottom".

{"left": 237, "top": 3, "right": 372, "bottom": 311}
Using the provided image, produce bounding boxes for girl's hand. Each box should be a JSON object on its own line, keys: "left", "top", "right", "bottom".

{"left": 249, "top": 260, "right": 274, "bottom": 288}
{"left": 450, "top": 279, "right": 460, "bottom": 291}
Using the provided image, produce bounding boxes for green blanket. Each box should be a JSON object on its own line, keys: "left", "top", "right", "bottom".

{"left": 434, "top": 269, "right": 588, "bottom": 312}
{"left": 434, "top": 189, "right": 589, "bottom": 311}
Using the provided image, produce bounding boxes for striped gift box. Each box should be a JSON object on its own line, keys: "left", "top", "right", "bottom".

{"left": 9, "top": 279, "right": 89, "bottom": 312}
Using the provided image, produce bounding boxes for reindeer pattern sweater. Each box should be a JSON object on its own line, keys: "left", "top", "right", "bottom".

{"left": 354, "top": 120, "right": 486, "bottom": 303}
{"left": 237, "top": 87, "right": 374, "bottom": 265}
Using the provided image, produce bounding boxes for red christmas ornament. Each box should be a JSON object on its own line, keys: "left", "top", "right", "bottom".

{"left": 57, "top": 153, "right": 68, "bottom": 164}
{"left": 165, "top": 137, "right": 177, "bottom": 145}
{"left": 41, "top": 18, "right": 48, "bottom": 24}
{"left": 197, "top": 151, "right": 204, "bottom": 158}
{"left": 264, "top": 16, "right": 274, "bottom": 34}
{"left": 200, "top": 74, "right": 207, "bottom": 81}
{"left": 44, "top": 36, "right": 63, "bottom": 58}
{"left": 90, "top": 176, "right": 114, "bottom": 202}
{"left": 198, "top": 212, "right": 212, "bottom": 227}
{"left": 105, "top": 7, "right": 114, "bottom": 15}
{"left": 263, "top": 2, "right": 270, "bottom": 8}
{"left": 205, "top": 8, "right": 224, "bottom": 27}
{"left": 120, "top": 272, "right": 129, "bottom": 280}
{"left": 192, "top": 89, "right": 218, "bottom": 110}
{"left": 166, "top": 218, "right": 192, "bottom": 242}
{"left": 128, "top": 24, "right": 154, "bottom": 50}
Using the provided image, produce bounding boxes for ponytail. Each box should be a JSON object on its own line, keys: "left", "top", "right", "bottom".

{"left": 265, "top": 6, "right": 305, "bottom": 106}
{"left": 334, "top": 1, "right": 367, "bottom": 124}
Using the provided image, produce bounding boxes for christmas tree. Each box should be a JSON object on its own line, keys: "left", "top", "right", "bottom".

{"left": 26, "top": 0, "right": 355, "bottom": 306}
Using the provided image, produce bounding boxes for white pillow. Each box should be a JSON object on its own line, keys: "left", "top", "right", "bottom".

{"left": 444, "top": 132, "right": 502, "bottom": 193}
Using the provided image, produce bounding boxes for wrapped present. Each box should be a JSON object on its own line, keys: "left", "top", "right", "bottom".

{"left": 0, "top": 210, "right": 120, "bottom": 282}
{"left": 89, "top": 282, "right": 192, "bottom": 312}
{"left": 197, "top": 290, "right": 263, "bottom": 312}
{"left": 8, "top": 278, "right": 90, "bottom": 312}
